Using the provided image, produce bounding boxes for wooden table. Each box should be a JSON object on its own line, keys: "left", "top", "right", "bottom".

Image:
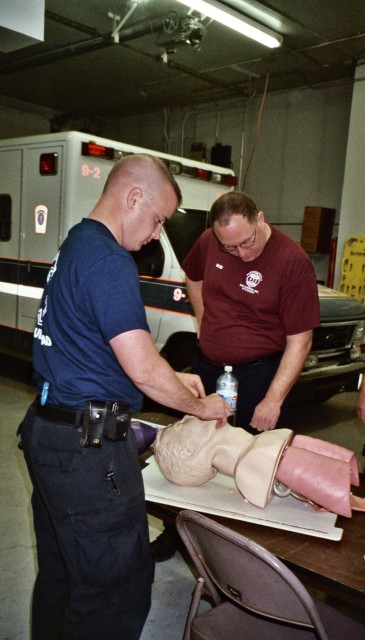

{"left": 146, "top": 476, "right": 365, "bottom": 609}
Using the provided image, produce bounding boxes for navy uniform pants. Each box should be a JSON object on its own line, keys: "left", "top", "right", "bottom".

{"left": 17, "top": 403, "right": 152, "bottom": 640}
{"left": 192, "top": 348, "right": 285, "bottom": 434}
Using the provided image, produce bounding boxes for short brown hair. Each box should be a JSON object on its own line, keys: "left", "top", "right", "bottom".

{"left": 210, "top": 191, "right": 258, "bottom": 225}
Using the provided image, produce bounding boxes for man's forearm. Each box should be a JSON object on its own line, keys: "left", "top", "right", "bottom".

{"left": 110, "top": 329, "right": 227, "bottom": 422}
{"left": 186, "top": 277, "right": 204, "bottom": 333}
{"left": 265, "top": 331, "right": 312, "bottom": 406}
{"left": 133, "top": 354, "right": 204, "bottom": 413}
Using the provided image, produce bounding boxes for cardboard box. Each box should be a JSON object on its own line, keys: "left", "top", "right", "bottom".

{"left": 301, "top": 236, "right": 325, "bottom": 254}
{"left": 300, "top": 206, "right": 335, "bottom": 254}
{"left": 302, "top": 206, "right": 336, "bottom": 224}
{"left": 301, "top": 221, "right": 322, "bottom": 237}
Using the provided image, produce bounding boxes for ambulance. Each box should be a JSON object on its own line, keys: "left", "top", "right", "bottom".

{"left": 0, "top": 131, "right": 364, "bottom": 403}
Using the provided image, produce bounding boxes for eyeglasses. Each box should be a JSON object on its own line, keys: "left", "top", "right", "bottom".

{"left": 221, "top": 227, "right": 257, "bottom": 253}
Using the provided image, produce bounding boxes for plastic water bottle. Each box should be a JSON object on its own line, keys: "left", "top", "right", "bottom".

{"left": 216, "top": 365, "right": 238, "bottom": 422}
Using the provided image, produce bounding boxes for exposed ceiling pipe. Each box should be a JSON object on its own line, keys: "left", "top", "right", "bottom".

{"left": 292, "top": 32, "right": 365, "bottom": 54}
{"left": 122, "top": 41, "right": 251, "bottom": 96}
{"left": 0, "top": 13, "right": 165, "bottom": 76}
{"left": 0, "top": 36, "right": 115, "bottom": 75}
{"left": 45, "top": 9, "right": 99, "bottom": 36}
{"left": 46, "top": 9, "right": 166, "bottom": 42}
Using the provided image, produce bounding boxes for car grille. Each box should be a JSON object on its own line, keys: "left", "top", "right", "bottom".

{"left": 312, "top": 324, "right": 355, "bottom": 352}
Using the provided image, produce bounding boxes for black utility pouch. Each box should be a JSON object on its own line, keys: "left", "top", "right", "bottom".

{"left": 103, "top": 401, "right": 130, "bottom": 442}
{"left": 81, "top": 400, "right": 130, "bottom": 447}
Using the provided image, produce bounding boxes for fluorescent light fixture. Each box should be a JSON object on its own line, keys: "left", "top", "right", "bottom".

{"left": 176, "top": 0, "right": 283, "bottom": 48}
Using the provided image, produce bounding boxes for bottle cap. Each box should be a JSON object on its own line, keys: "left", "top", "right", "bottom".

{"left": 224, "top": 365, "right": 232, "bottom": 372}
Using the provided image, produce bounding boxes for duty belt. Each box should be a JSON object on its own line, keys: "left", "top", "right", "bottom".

{"left": 36, "top": 397, "right": 85, "bottom": 427}
{"left": 35, "top": 398, "right": 131, "bottom": 446}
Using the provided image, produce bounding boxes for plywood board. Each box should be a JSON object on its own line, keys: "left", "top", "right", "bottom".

{"left": 143, "top": 456, "right": 342, "bottom": 541}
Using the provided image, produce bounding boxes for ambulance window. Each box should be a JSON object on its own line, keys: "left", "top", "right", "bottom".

{"left": 131, "top": 241, "right": 164, "bottom": 278}
{"left": 165, "top": 208, "right": 210, "bottom": 265}
{"left": 0, "top": 195, "right": 11, "bottom": 241}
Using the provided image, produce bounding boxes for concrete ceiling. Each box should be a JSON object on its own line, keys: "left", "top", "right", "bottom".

{"left": 0, "top": 0, "right": 364, "bottom": 128}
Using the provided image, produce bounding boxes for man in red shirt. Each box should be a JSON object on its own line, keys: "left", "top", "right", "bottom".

{"left": 183, "top": 190, "right": 320, "bottom": 433}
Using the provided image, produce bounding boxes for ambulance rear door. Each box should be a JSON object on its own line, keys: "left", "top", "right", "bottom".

{"left": 18, "top": 142, "right": 64, "bottom": 333}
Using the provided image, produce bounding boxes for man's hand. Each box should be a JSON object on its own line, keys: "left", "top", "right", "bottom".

{"left": 248, "top": 331, "right": 313, "bottom": 431}
{"left": 199, "top": 393, "right": 231, "bottom": 429}
{"left": 249, "top": 397, "right": 282, "bottom": 431}
{"left": 175, "top": 373, "right": 229, "bottom": 426}
{"left": 175, "top": 371, "right": 205, "bottom": 398}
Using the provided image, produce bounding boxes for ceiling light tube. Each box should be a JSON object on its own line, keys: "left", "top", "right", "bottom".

{"left": 176, "top": 0, "right": 283, "bottom": 48}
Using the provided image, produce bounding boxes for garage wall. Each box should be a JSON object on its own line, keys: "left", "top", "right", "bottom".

{"left": 334, "top": 61, "right": 365, "bottom": 288}
{"left": 0, "top": 101, "right": 50, "bottom": 138}
{"left": 241, "top": 85, "right": 352, "bottom": 231}
{"left": 112, "top": 83, "right": 353, "bottom": 283}
{"left": 113, "top": 83, "right": 352, "bottom": 234}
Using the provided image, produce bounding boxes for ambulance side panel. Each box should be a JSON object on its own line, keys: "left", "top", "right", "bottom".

{"left": 0, "top": 149, "right": 23, "bottom": 336}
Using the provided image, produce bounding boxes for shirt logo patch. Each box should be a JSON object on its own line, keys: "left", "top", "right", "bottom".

{"left": 215, "top": 263, "right": 224, "bottom": 269}
{"left": 240, "top": 270, "right": 262, "bottom": 294}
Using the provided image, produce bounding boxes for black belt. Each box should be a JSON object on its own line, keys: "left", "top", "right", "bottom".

{"left": 201, "top": 351, "right": 283, "bottom": 369}
{"left": 35, "top": 398, "right": 85, "bottom": 427}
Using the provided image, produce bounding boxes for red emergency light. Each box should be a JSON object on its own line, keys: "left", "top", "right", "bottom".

{"left": 196, "top": 168, "right": 212, "bottom": 181}
{"left": 223, "top": 174, "right": 238, "bottom": 186}
{"left": 81, "top": 142, "right": 114, "bottom": 159}
{"left": 39, "top": 153, "right": 58, "bottom": 175}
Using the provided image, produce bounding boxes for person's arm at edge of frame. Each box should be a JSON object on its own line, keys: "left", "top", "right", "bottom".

{"left": 186, "top": 276, "right": 204, "bottom": 337}
{"left": 110, "top": 328, "right": 230, "bottom": 428}
{"left": 249, "top": 330, "right": 313, "bottom": 432}
{"left": 357, "top": 375, "right": 365, "bottom": 425}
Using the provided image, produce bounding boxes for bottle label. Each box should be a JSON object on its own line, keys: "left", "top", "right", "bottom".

{"left": 217, "top": 389, "right": 237, "bottom": 414}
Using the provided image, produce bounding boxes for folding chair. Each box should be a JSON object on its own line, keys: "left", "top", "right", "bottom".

{"left": 176, "top": 510, "right": 365, "bottom": 640}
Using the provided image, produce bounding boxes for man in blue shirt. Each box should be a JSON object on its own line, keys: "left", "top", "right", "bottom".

{"left": 18, "top": 154, "right": 230, "bottom": 640}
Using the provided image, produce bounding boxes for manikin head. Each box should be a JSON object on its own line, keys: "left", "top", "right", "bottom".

{"left": 153, "top": 415, "right": 293, "bottom": 508}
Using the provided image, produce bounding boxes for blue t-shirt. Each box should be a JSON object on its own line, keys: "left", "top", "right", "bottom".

{"left": 33, "top": 218, "right": 150, "bottom": 411}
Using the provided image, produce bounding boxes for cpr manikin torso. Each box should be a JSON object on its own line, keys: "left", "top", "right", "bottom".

{"left": 153, "top": 415, "right": 364, "bottom": 518}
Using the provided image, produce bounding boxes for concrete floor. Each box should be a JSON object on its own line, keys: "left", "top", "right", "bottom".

{"left": 1, "top": 365, "right": 365, "bottom": 639}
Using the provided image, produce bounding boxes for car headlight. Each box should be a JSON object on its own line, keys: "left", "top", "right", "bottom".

{"left": 353, "top": 320, "right": 365, "bottom": 343}
{"left": 350, "top": 345, "right": 361, "bottom": 360}
{"left": 303, "top": 353, "right": 318, "bottom": 368}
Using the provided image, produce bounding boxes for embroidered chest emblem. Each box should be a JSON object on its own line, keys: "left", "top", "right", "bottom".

{"left": 240, "top": 270, "right": 262, "bottom": 294}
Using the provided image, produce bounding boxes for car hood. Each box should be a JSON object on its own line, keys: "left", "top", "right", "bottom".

{"left": 318, "top": 285, "right": 365, "bottom": 322}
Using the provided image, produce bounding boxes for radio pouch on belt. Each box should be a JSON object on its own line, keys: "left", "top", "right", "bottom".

{"left": 81, "top": 400, "right": 130, "bottom": 447}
